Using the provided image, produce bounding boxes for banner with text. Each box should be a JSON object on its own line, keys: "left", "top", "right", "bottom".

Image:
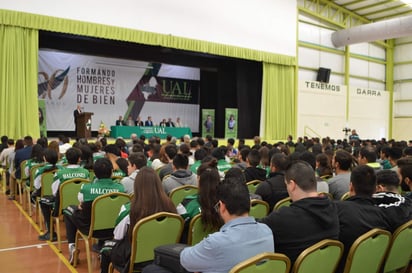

{"left": 38, "top": 50, "right": 201, "bottom": 132}
{"left": 224, "top": 108, "right": 238, "bottom": 139}
{"left": 202, "top": 109, "right": 215, "bottom": 137}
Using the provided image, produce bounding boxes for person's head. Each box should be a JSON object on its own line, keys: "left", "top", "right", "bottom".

{"left": 116, "top": 157, "right": 128, "bottom": 175}
{"left": 270, "top": 153, "right": 289, "bottom": 172}
{"left": 247, "top": 149, "right": 261, "bottom": 167}
{"left": 43, "top": 148, "right": 58, "bottom": 165}
{"left": 358, "top": 146, "right": 377, "bottom": 164}
{"left": 179, "top": 143, "right": 191, "bottom": 157}
{"left": 299, "top": 151, "right": 316, "bottom": 170}
{"left": 104, "top": 144, "right": 121, "bottom": 157}
{"left": 1, "top": 135, "right": 8, "bottom": 144}
{"left": 253, "top": 136, "right": 261, "bottom": 145}
{"left": 216, "top": 179, "right": 250, "bottom": 221}
{"left": 7, "top": 139, "right": 14, "bottom": 146}
{"left": 24, "top": 136, "right": 33, "bottom": 146}
{"left": 194, "top": 148, "right": 208, "bottom": 162}
{"left": 224, "top": 167, "right": 246, "bottom": 184}
{"left": 172, "top": 154, "right": 189, "bottom": 170}
{"left": 376, "top": 170, "right": 400, "bottom": 193}
{"left": 65, "top": 147, "right": 82, "bottom": 164}
{"left": 227, "top": 138, "right": 235, "bottom": 147}
{"left": 211, "top": 147, "right": 225, "bottom": 161}
{"left": 164, "top": 144, "right": 177, "bottom": 161}
{"left": 397, "top": 157, "right": 412, "bottom": 192}
{"left": 14, "top": 139, "right": 24, "bottom": 151}
{"left": 284, "top": 160, "right": 317, "bottom": 200}
{"left": 333, "top": 150, "right": 353, "bottom": 171}
{"left": 350, "top": 165, "right": 377, "bottom": 197}
{"left": 388, "top": 147, "right": 403, "bottom": 166}
{"left": 129, "top": 167, "right": 176, "bottom": 237}
{"left": 31, "top": 144, "right": 45, "bottom": 162}
{"left": 93, "top": 158, "right": 113, "bottom": 179}
{"left": 239, "top": 147, "right": 250, "bottom": 162}
{"left": 127, "top": 152, "right": 147, "bottom": 175}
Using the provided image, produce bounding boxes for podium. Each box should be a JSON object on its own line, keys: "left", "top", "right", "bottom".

{"left": 76, "top": 112, "right": 94, "bottom": 138}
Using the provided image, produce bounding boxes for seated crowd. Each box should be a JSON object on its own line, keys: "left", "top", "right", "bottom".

{"left": 1, "top": 133, "right": 412, "bottom": 273}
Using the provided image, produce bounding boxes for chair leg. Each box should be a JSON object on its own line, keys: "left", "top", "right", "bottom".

{"left": 26, "top": 188, "right": 32, "bottom": 217}
{"left": 17, "top": 181, "right": 23, "bottom": 205}
{"left": 108, "top": 262, "right": 114, "bottom": 273}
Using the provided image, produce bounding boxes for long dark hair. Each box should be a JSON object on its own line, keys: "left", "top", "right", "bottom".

{"left": 128, "top": 167, "right": 176, "bottom": 240}
{"left": 197, "top": 160, "right": 223, "bottom": 231}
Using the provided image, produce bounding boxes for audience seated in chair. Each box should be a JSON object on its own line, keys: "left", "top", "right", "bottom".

{"left": 120, "top": 152, "right": 147, "bottom": 195}
{"left": 328, "top": 150, "right": 352, "bottom": 200}
{"left": 162, "top": 154, "right": 197, "bottom": 195}
{"left": 258, "top": 160, "right": 339, "bottom": 265}
{"left": 243, "top": 149, "right": 266, "bottom": 182}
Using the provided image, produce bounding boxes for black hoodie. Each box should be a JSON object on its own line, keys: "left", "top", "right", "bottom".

{"left": 244, "top": 166, "right": 267, "bottom": 182}
{"left": 259, "top": 196, "right": 339, "bottom": 265}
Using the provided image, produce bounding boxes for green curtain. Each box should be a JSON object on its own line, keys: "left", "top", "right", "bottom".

{"left": 261, "top": 62, "right": 296, "bottom": 140}
{"left": 0, "top": 25, "right": 39, "bottom": 139}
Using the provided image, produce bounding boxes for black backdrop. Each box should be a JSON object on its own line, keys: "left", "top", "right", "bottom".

{"left": 40, "top": 31, "right": 262, "bottom": 138}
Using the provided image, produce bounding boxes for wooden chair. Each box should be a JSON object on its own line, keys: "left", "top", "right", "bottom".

{"left": 340, "top": 192, "right": 350, "bottom": 200}
{"left": 246, "top": 180, "right": 262, "bottom": 194}
{"left": 169, "top": 185, "right": 198, "bottom": 206}
{"left": 109, "top": 212, "right": 184, "bottom": 273}
{"left": 16, "top": 160, "right": 29, "bottom": 204}
{"left": 343, "top": 228, "right": 392, "bottom": 273}
{"left": 25, "top": 164, "right": 45, "bottom": 216}
{"left": 229, "top": 252, "right": 291, "bottom": 273}
{"left": 273, "top": 197, "right": 292, "bottom": 211}
{"left": 73, "top": 192, "right": 131, "bottom": 273}
{"left": 382, "top": 220, "right": 412, "bottom": 273}
{"left": 187, "top": 213, "right": 218, "bottom": 246}
{"left": 249, "top": 199, "right": 269, "bottom": 219}
{"left": 50, "top": 178, "right": 90, "bottom": 252}
{"left": 36, "top": 170, "right": 57, "bottom": 231}
{"left": 292, "top": 239, "right": 344, "bottom": 273}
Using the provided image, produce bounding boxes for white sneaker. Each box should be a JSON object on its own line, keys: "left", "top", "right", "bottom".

{"left": 68, "top": 244, "right": 76, "bottom": 265}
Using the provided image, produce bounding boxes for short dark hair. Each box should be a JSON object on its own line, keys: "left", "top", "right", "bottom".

{"left": 403, "top": 147, "right": 412, "bottom": 156}
{"left": 165, "top": 144, "right": 177, "bottom": 160}
{"left": 43, "top": 148, "right": 58, "bottom": 165}
{"left": 376, "top": 170, "right": 400, "bottom": 190}
{"left": 359, "top": 147, "right": 377, "bottom": 163}
{"left": 24, "top": 135, "right": 33, "bottom": 146}
{"left": 247, "top": 149, "right": 261, "bottom": 167}
{"left": 240, "top": 147, "right": 250, "bottom": 161}
{"left": 388, "top": 147, "right": 403, "bottom": 161}
{"left": 299, "top": 151, "right": 316, "bottom": 170}
{"left": 94, "top": 158, "right": 113, "bottom": 179}
{"left": 334, "top": 150, "right": 353, "bottom": 171}
{"left": 65, "top": 148, "right": 82, "bottom": 164}
{"left": 227, "top": 138, "right": 235, "bottom": 146}
{"left": 104, "top": 144, "right": 121, "bottom": 157}
{"left": 398, "top": 157, "right": 412, "bottom": 191}
{"left": 224, "top": 167, "right": 246, "bottom": 184}
{"left": 128, "top": 152, "right": 147, "bottom": 169}
{"left": 270, "top": 153, "right": 289, "bottom": 171}
{"left": 173, "top": 154, "right": 189, "bottom": 169}
{"left": 194, "top": 148, "right": 208, "bottom": 161}
{"left": 351, "top": 165, "right": 376, "bottom": 196}
{"left": 217, "top": 179, "right": 250, "bottom": 215}
{"left": 285, "top": 160, "right": 316, "bottom": 192}
{"left": 211, "top": 147, "right": 225, "bottom": 161}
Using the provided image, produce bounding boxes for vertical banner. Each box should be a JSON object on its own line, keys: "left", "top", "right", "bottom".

{"left": 202, "top": 109, "right": 215, "bottom": 137}
{"left": 38, "top": 99, "right": 47, "bottom": 137}
{"left": 225, "top": 108, "right": 238, "bottom": 139}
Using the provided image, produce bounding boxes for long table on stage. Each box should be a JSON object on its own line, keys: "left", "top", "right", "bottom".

{"left": 110, "top": 126, "right": 192, "bottom": 139}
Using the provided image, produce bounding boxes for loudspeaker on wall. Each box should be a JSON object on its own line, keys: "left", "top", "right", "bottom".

{"left": 316, "top": 67, "right": 331, "bottom": 83}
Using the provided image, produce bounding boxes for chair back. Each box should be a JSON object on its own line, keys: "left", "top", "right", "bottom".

{"left": 131, "top": 212, "right": 184, "bottom": 265}
{"left": 89, "top": 192, "right": 131, "bottom": 235}
{"left": 229, "top": 252, "right": 291, "bottom": 273}
{"left": 340, "top": 192, "right": 350, "bottom": 200}
{"left": 273, "top": 197, "right": 292, "bottom": 211}
{"left": 249, "top": 199, "right": 269, "bottom": 218}
{"left": 318, "top": 192, "right": 333, "bottom": 200}
{"left": 40, "top": 170, "right": 57, "bottom": 197}
{"left": 383, "top": 220, "right": 412, "bottom": 273}
{"left": 343, "top": 228, "right": 391, "bottom": 273}
{"left": 187, "top": 213, "right": 218, "bottom": 245}
{"left": 19, "top": 160, "right": 29, "bottom": 181}
{"left": 169, "top": 185, "right": 198, "bottom": 206}
{"left": 292, "top": 239, "right": 343, "bottom": 273}
{"left": 58, "top": 178, "right": 90, "bottom": 215}
{"left": 29, "top": 164, "right": 44, "bottom": 187}
{"left": 246, "top": 180, "right": 262, "bottom": 194}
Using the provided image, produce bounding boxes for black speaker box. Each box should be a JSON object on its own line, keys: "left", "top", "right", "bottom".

{"left": 316, "top": 67, "right": 331, "bottom": 83}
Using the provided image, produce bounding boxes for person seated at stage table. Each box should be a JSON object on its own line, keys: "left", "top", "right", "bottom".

{"left": 166, "top": 117, "right": 175, "bottom": 127}
{"left": 135, "top": 116, "right": 144, "bottom": 126}
{"left": 115, "top": 116, "right": 125, "bottom": 126}
{"left": 145, "top": 116, "right": 154, "bottom": 126}
{"left": 125, "top": 115, "right": 134, "bottom": 126}
{"left": 175, "top": 117, "right": 182, "bottom": 127}
{"left": 159, "top": 118, "right": 167, "bottom": 127}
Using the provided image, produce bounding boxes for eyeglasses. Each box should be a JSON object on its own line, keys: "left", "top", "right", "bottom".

{"left": 213, "top": 201, "right": 221, "bottom": 213}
